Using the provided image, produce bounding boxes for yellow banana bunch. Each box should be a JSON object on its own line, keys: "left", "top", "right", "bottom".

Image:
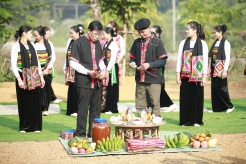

{"left": 145, "top": 107, "right": 155, "bottom": 121}
{"left": 121, "top": 109, "right": 136, "bottom": 122}
{"left": 146, "top": 113, "right": 155, "bottom": 121}
{"left": 121, "top": 112, "right": 128, "bottom": 122}
{"left": 165, "top": 133, "right": 189, "bottom": 148}
{"left": 97, "top": 135, "right": 125, "bottom": 153}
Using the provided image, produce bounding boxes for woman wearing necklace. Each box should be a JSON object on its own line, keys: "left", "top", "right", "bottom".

{"left": 208, "top": 24, "right": 234, "bottom": 113}
{"left": 101, "top": 27, "right": 119, "bottom": 114}
{"left": 33, "top": 26, "right": 56, "bottom": 116}
{"left": 63, "top": 25, "right": 84, "bottom": 116}
{"left": 11, "top": 25, "right": 45, "bottom": 132}
{"left": 176, "top": 21, "right": 208, "bottom": 126}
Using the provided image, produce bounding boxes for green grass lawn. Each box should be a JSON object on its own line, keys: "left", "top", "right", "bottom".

{"left": 0, "top": 99, "right": 245, "bottom": 142}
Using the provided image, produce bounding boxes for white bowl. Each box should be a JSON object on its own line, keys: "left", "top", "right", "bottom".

{"left": 152, "top": 117, "right": 162, "bottom": 124}
{"left": 133, "top": 120, "right": 142, "bottom": 125}
{"left": 110, "top": 116, "right": 119, "bottom": 124}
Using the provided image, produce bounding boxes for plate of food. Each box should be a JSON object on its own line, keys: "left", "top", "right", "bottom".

{"left": 106, "top": 149, "right": 124, "bottom": 154}
{"left": 70, "top": 150, "right": 96, "bottom": 155}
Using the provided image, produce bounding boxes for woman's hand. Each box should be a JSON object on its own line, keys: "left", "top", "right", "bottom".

{"left": 201, "top": 75, "right": 207, "bottom": 86}
{"left": 63, "top": 69, "right": 67, "bottom": 76}
{"left": 176, "top": 72, "right": 181, "bottom": 85}
{"left": 42, "top": 68, "right": 50, "bottom": 75}
{"left": 40, "top": 75, "right": 45, "bottom": 88}
{"left": 222, "top": 70, "right": 228, "bottom": 79}
{"left": 17, "top": 77, "right": 25, "bottom": 89}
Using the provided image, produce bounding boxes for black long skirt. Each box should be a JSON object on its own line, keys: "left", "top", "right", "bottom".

{"left": 102, "top": 64, "right": 119, "bottom": 113}
{"left": 40, "top": 74, "right": 52, "bottom": 111}
{"left": 160, "top": 82, "right": 174, "bottom": 107}
{"left": 16, "top": 79, "right": 42, "bottom": 132}
{"left": 49, "top": 77, "right": 57, "bottom": 101}
{"left": 66, "top": 81, "right": 78, "bottom": 115}
{"left": 211, "top": 77, "right": 233, "bottom": 112}
{"left": 179, "top": 78, "right": 204, "bottom": 126}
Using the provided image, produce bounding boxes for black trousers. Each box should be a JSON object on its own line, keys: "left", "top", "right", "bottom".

{"left": 179, "top": 78, "right": 204, "bottom": 126}
{"left": 76, "top": 83, "right": 102, "bottom": 137}
{"left": 211, "top": 77, "right": 233, "bottom": 112}
{"left": 66, "top": 82, "right": 78, "bottom": 115}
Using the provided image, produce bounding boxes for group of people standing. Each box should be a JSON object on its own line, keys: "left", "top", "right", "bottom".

{"left": 175, "top": 21, "right": 234, "bottom": 126}
{"left": 129, "top": 19, "right": 234, "bottom": 128}
{"left": 10, "top": 17, "right": 234, "bottom": 134}
{"left": 10, "top": 25, "right": 61, "bottom": 132}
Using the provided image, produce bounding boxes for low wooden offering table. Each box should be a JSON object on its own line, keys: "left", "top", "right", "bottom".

{"left": 110, "top": 121, "right": 166, "bottom": 141}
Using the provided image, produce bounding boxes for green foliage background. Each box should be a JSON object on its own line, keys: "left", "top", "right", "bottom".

{"left": 0, "top": 0, "right": 246, "bottom": 82}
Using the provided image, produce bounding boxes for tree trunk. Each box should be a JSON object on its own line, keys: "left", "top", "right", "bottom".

{"left": 90, "top": 0, "right": 101, "bottom": 21}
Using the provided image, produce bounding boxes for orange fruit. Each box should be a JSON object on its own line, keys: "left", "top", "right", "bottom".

{"left": 199, "top": 133, "right": 206, "bottom": 138}
{"left": 193, "top": 135, "right": 199, "bottom": 140}
{"left": 204, "top": 136, "right": 210, "bottom": 141}
{"left": 199, "top": 137, "right": 204, "bottom": 142}
{"left": 86, "top": 147, "right": 93, "bottom": 152}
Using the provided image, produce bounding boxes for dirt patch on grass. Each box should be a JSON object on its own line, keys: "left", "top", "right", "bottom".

{"left": 0, "top": 133, "right": 245, "bottom": 164}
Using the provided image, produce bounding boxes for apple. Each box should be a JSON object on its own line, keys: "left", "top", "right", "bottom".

{"left": 78, "top": 148, "right": 86, "bottom": 153}
{"left": 193, "top": 140, "right": 201, "bottom": 148}
{"left": 208, "top": 138, "right": 218, "bottom": 148}
{"left": 70, "top": 146, "right": 78, "bottom": 154}
{"left": 201, "top": 141, "right": 208, "bottom": 148}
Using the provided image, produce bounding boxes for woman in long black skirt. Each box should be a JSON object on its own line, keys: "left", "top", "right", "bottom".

{"left": 176, "top": 21, "right": 208, "bottom": 126}
{"left": 11, "top": 25, "right": 45, "bottom": 132}
{"left": 151, "top": 25, "right": 177, "bottom": 112}
{"left": 63, "top": 25, "right": 84, "bottom": 116}
{"left": 33, "top": 26, "right": 56, "bottom": 116}
{"left": 208, "top": 24, "right": 234, "bottom": 113}
{"left": 101, "top": 27, "right": 119, "bottom": 114}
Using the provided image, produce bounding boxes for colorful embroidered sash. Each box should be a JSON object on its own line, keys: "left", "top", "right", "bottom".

{"left": 65, "top": 42, "right": 75, "bottom": 82}
{"left": 210, "top": 47, "right": 225, "bottom": 77}
{"left": 181, "top": 50, "right": 192, "bottom": 78}
{"left": 181, "top": 38, "right": 203, "bottom": 82}
{"left": 85, "top": 34, "right": 98, "bottom": 88}
{"left": 181, "top": 50, "right": 203, "bottom": 82}
{"left": 19, "top": 41, "right": 41, "bottom": 90}
{"left": 104, "top": 39, "right": 117, "bottom": 85}
{"left": 208, "top": 38, "right": 226, "bottom": 77}
{"left": 22, "top": 66, "right": 41, "bottom": 90}
{"left": 140, "top": 38, "right": 150, "bottom": 82}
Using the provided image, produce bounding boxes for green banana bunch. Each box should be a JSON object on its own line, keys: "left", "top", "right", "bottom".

{"left": 177, "top": 133, "right": 189, "bottom": 148}
{"left": 165, "top": 133, "right": 189, "bottom": 148}
{"left": 97, "top": 135, "right": 125, "bottom": 152}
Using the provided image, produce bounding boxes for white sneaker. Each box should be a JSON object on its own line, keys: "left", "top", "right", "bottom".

{"left": 54, "top": 99, "right": 62, "bottom": 104}
{"left": 163, "top": 104, "right": 177, "bottom": 112}
{"left": 226, "top": 106, "right": 234, "bottom": 113}
{"left": 208, "top": 110, "right": 213, "bottom": 113}
{"left": 20, "top": 130, "right": 26, "bottom": 133}
{"left": 43, "top": 111, "right": 49, "bottom": 116}
{"left": 194, "top": 124, "right": 200, "bottom": 127}
{"left": 70, "top": 113, "right": 77, "bottom": 117}
{"left": 105, "top": 111, "right": 112, "bottom": 114}
{"left": 34, "top": 130, "right": 41, "bottom": 133}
